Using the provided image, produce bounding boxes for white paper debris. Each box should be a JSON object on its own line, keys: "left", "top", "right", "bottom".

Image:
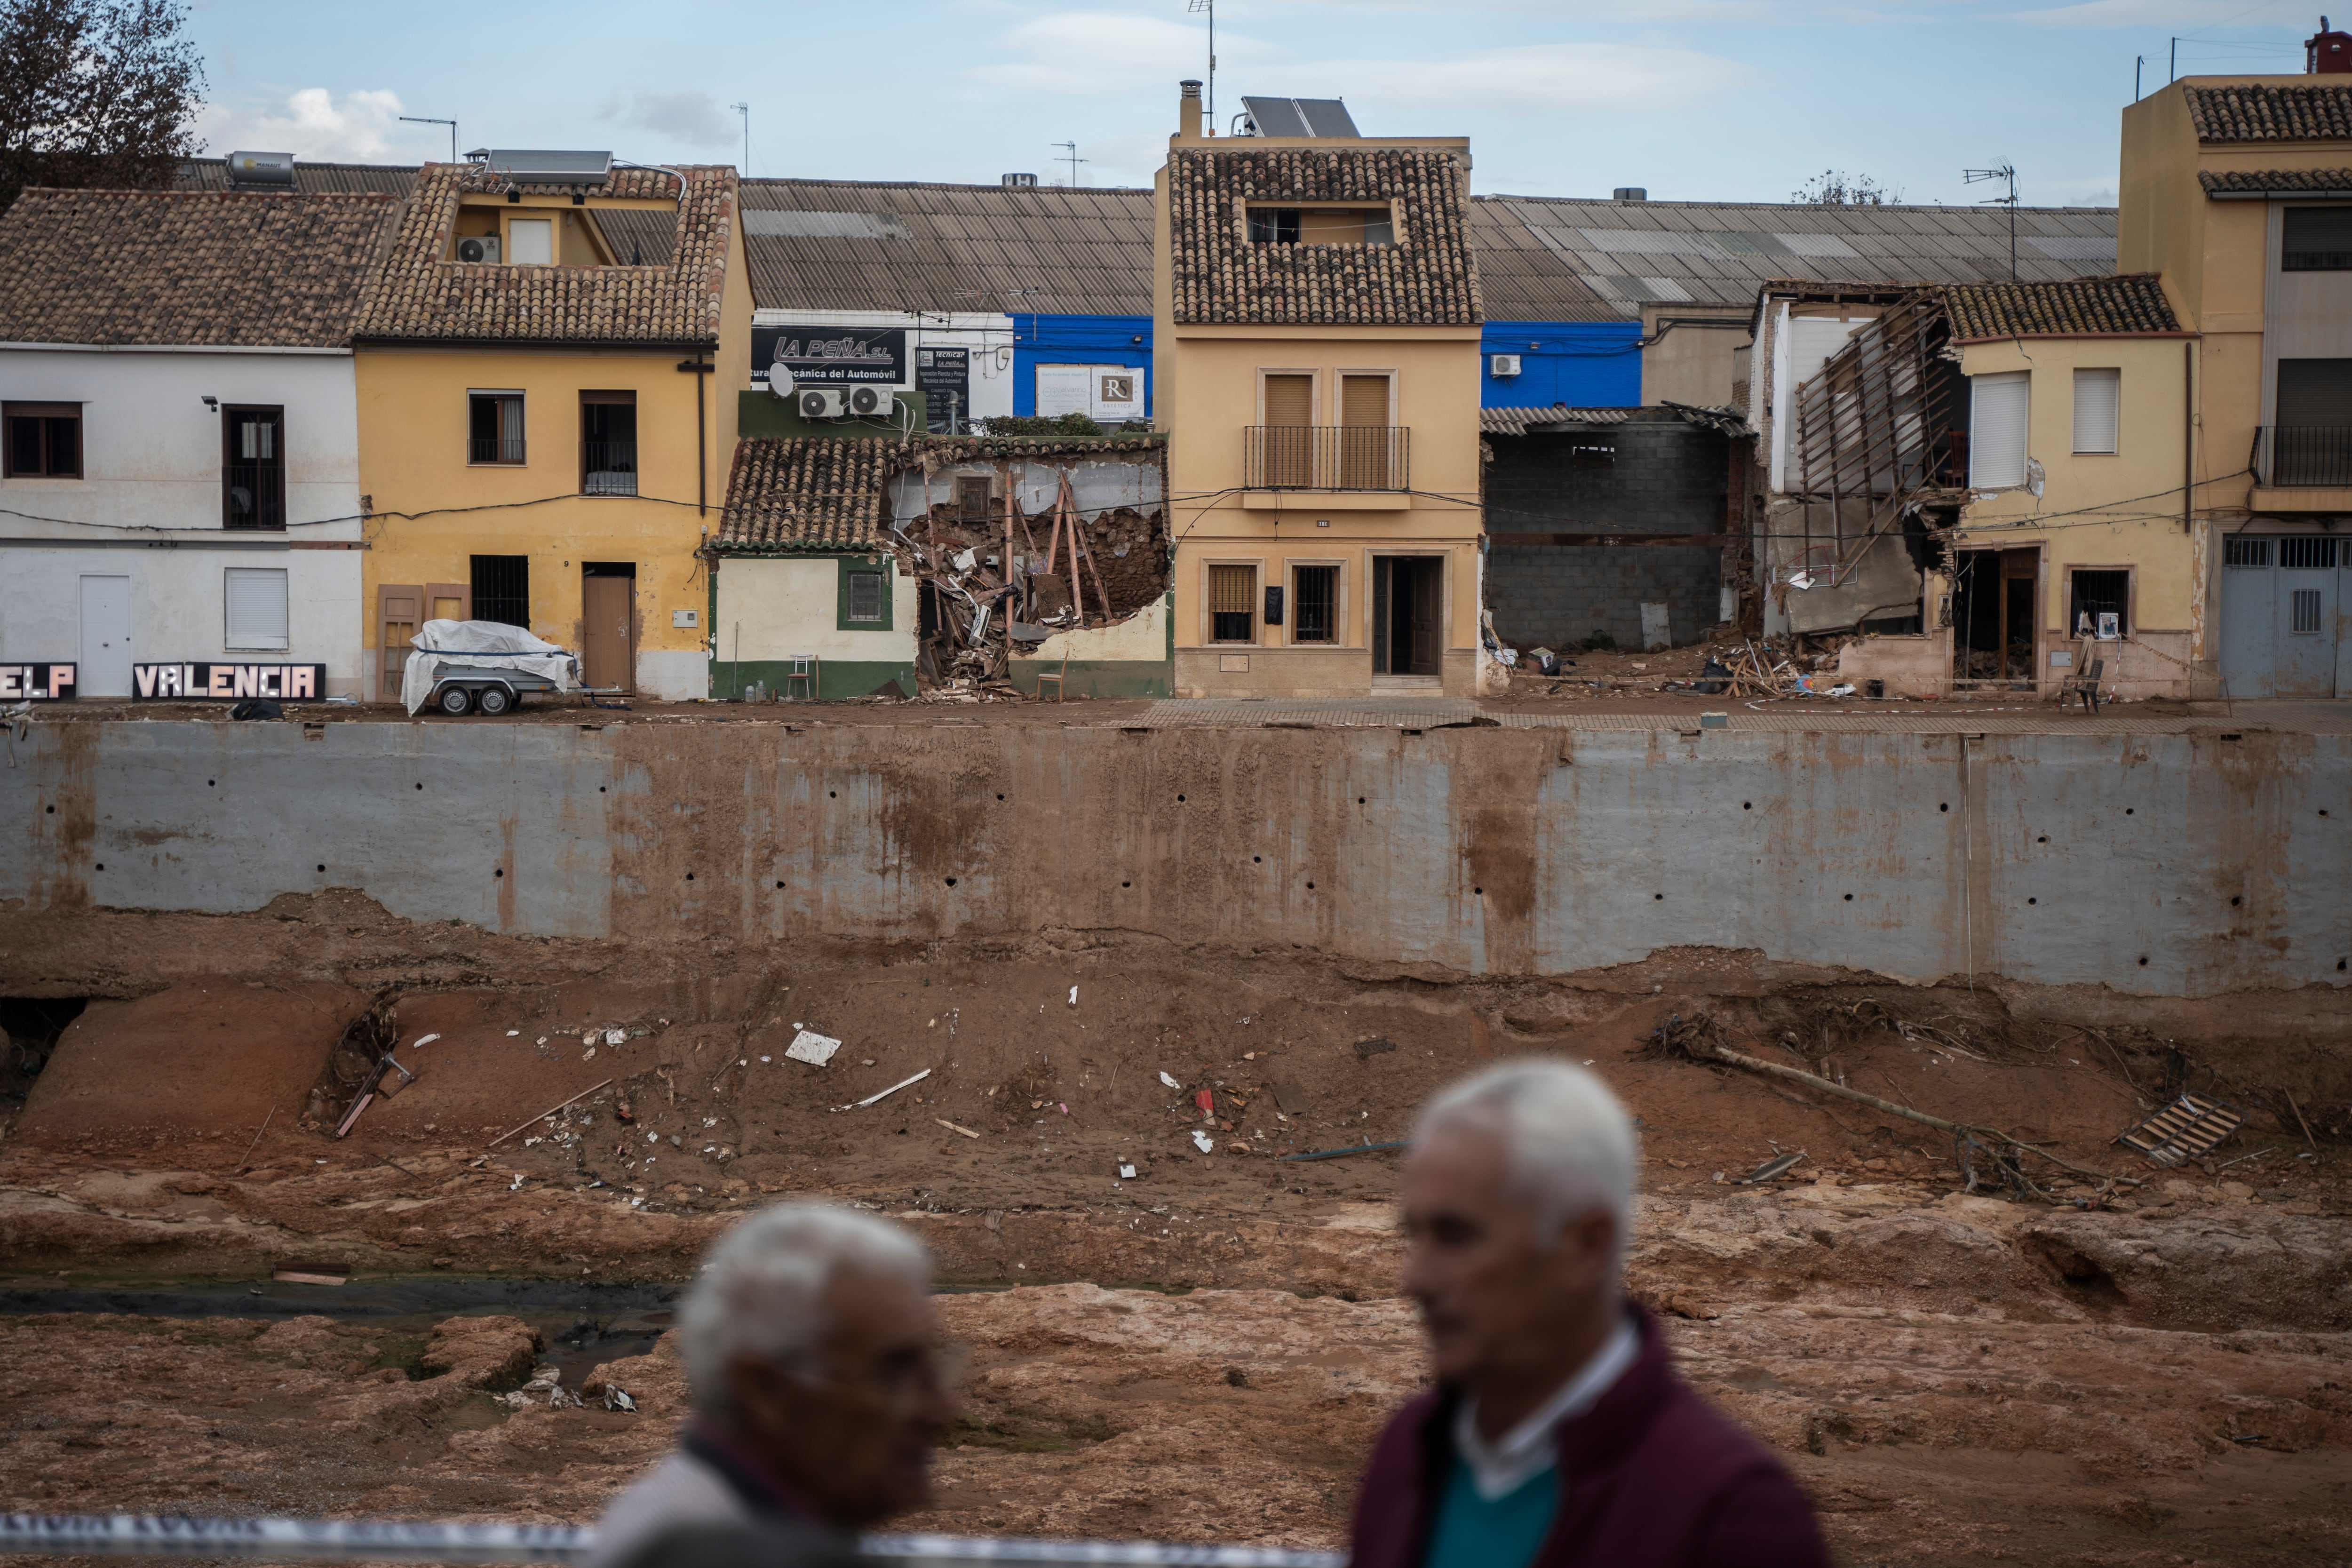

{"left": 411, "top": 1033, "right": 441, "bottom": 1049}
{"left": 583, "top": 1033, "right": 598, "bottom": 1048}
{"left": 1191, "top": 1130, "right": 1214, "bottom": 1154}
{"left": 1119, "top": 1164, "right": 1137, "bottom": 1179}
{"left": 505, "top": 1030, "right": 519, "bottom": 1037}
{"left": 583, "top": 1047, "right": 596, "bottom": 1060}
{"left": 785, "top": 1028, "right": 842, "bottom": 1067}
{"left": 1159, "top": 1071, "right": 1182, "bottom": 1089}
{"left": 834, "top": 1067, "right": 931, "bottom": 1112}
{"left": 604, "top": 1028, "right": 626, "bottom": 1046}
{"left": 1068, "top": 987, "right": 1079, "bottom": 1006}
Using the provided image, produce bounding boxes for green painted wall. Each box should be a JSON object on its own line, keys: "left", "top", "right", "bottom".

{"left": 711, "top": 657, "right": 918, "bottom": 702}
{"left": 1004, "top": 592, "right": 1176, "bottom": 700}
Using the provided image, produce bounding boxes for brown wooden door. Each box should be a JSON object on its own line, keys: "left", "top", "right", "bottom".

{"left": 1408, "top": 557, "right": 1443, "bottom": 676}
{"left": 425, "top": 581, "right": 470, "bottom": 623}
{"left": 582, "top": 574, "right": 636, "bottom": 691}
{"left": 1262, "top": 374, "right": 1312, "bottom": 487}
{"left": 378, "top": 583, "right": 423, "bottom": 701}
{"left": 1339, "top": 374, "right": 1390, "bottom": 489}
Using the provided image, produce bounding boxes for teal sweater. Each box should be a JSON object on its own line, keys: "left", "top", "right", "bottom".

{"left": 1421, "top": 1453, "right": 1558, "bottom": 1568}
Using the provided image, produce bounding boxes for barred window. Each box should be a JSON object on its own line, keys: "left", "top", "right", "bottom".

{"left": 846, "top": 570, "right": 885, "bottom": 622}
{"left": 2224, "top": 536, "right": 2271, "bottom": 567}
{"left": 1294, "top": 565, "right": 1338, "bottom": 644}
{"left": 2279, "top": 536, "right": 2339, "bottom": 570}
{"left": 1209, "top": 564, "right": 1255, "bottom": 642}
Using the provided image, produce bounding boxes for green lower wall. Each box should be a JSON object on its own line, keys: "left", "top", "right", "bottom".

{"left": 1002, "top": 658, "right": 1173, "bottom": 700}
{"left": 711, "top": 658, "right": 918, "bottom": 701}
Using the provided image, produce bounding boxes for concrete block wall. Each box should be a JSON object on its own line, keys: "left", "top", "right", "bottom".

{"left": 1485, "top": 417, "right": 1730, "bottom": 650}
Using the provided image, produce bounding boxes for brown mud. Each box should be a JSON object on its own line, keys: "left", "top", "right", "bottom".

{"left": 2, "top": 901, "right": 2349, "bottom": 1566}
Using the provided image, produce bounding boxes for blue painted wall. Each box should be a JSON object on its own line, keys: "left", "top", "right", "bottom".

{"left": 1479, "top": 321, "right": 1643, "bottom": 408}
{"left": 1007, "top": 314, "right": 1643, "bottom": 416}
{"left": 1012, "top": 314, "right": 1154, "bottom": 417}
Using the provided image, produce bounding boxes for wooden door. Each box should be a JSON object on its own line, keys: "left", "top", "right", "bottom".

{"left": 1262, "top": 374, "right": 1312, "bottom": 487}
{"left": 1408, "top": 558, "right": 1443, "bottom": 676}
{"left": 426, "top": 581, "right": 470, "bottom": 623}
{"left": 1339, "top": 374, "right": 1390, "bottom": 489}
{"left": 378, "top": 583, "right": 423, "bottom": 701}
{"left": 582, "top": 574, "right": 636, "bottom": 691}
{"left": 2000, "top": 549, "right": 2039, "bottom": 683}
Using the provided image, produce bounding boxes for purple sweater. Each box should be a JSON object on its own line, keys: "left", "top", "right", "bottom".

{"left": 1348, "top": 1308, "right": 1829, "bottom": 1568}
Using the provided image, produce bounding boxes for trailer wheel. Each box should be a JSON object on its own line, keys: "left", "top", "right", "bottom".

{"left": 436, "top": 685, "right": 474, "bottom": 716}
{"left": 475, "top": 685, "right": 513, "bottom": 716}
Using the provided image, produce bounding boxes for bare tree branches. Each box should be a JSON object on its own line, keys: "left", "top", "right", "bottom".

{"left": 0, "top": 0, "right": 206, "bottom": 211}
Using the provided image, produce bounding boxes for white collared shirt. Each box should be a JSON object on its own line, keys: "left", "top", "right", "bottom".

{"left": 1451, "top": 1314, "right": 1641, "bottom": 1502}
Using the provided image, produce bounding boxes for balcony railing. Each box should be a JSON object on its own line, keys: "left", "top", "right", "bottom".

{"left": 2254, "top": 425, "right": 2352, "bottom": 487}
{"left": 582, "top": 440, "right": 638, "bottom": 496}
{"left": 1243, "top": 425, "right": 1409, "bottom": 491}
{"left": 222, "top": 462, "right": 285, "bottom": 530}
{"left": 469, "top": 436, "right": 526, "bottom": 465}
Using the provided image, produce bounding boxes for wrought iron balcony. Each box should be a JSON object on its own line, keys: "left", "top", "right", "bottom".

{"left": 222, "top": 462, "right": 285, "bottom": 530}
{"left": 1243, "top": 425, "right": 1409, "bottom": 492}
{"left": 581, "top": 440, "right": 638, "bottom": 496}
{"left": 2254, "top": 425, "right": 2352, "bottom": 487}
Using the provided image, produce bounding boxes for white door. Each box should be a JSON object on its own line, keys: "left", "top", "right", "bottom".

{"left": 79, "top": 574, "right": 133, "bottom": 696}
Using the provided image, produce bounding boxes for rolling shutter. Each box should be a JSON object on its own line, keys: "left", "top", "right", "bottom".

{"left": 2072, "top": 368, "right": 2120, "bottom": 454}
{"left": 1263, "top": 374, "right": 1312, "bottom": 425}
{"left": 225, "top": 567, "right": 289, "bottom": 651}
{"left": 1971, "top": 372, "right": 2029, "bottom": 489}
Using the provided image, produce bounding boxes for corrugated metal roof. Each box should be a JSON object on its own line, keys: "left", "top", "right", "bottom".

{"left": 1480, "top": 406, "right": 1630, "bottom": 434}
{"left": 741, "top": 178, "right": 1154, "bottom": 315}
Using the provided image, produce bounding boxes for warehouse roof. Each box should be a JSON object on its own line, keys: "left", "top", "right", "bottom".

{"left": 352, "top": 162, "right": 732, "bottom": 346}
{"left": 0, "top": 188, "right": 400, "bottom": 349}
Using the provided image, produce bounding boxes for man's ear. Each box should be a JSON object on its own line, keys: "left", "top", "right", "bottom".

{"left": 1552, "top": 1207, "right": 1618, "bottom": 1291}
{"left": 726, "top": 1354, "right": 800, "bottom": 1433}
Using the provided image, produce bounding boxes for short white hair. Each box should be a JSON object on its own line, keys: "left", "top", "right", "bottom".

{"left": 678, "top": 1202, "right": 931, "bottom": 1423}
{"left": 1415, "top": 1060, "right": 1638, "bottom": 1248}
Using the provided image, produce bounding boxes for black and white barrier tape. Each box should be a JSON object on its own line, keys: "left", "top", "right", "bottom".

{"left": 0, "top": 1516, "right": 1343, "bottom": 1568}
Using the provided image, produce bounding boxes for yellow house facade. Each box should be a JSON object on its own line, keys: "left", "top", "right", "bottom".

{"left": 352, "top": 159, "right": 750, "bottom": 701}
{"left": 1154, "top": 83, "right": 1489, "bottom": 698}
{"left": 2121, "top": 75, "right": 2352, "bottom": 697}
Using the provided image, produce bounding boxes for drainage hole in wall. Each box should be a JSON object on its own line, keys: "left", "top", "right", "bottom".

{"left": 996, "top": 794, "right": 1004, "bottom": 802}
{"left": 2321, "top": 809, "right": 2331, "bottom": 818}
{"left": 2339, "top": 958, "right": 2348, "bottom": 971}
{"left": 315, "top": 864, "right": 325, "bottom": 873}
{"left": 1653, "top": 892, "right": 1664, "bottom": 900}
{"left": 598, "top": 786, "right": 606, "bottom": 793}
{"left": 46, "top": 805, "right": 54, "bottom": 814}
{"left": 828, "top": 790, "right": 836, "bottom": 798}
{"left": 493, "top": 868, "right": 503, "bottom": 879}
{"left": 775, "top": 881, "right": 785, "bottom": 890}
{"left": 414, "top": 782, "right": 423, "bottom": 791}
{"left": 1177, "top": 794, "right": 1186, "bottom": 803}
{"left": 1121, "top": 880, "right": 1131, "bottom": 889}
{"left": 2027, "top": 897, "right": 2037, "bottom": 905}
{"left": 2125, "top": 808, "right": 2134, "bottom": 815}
{"left": 1742, "top": 802, "right": 1752, "bottom": 810}
{"left": 1939, "top": 803, "right": 1949, "bottom": 812}
{"left": 945, "top": 877, "right": 958, "bottom": 887}
{"left": 2038, "top": 835, "right": 2049, "bottom": 844}
{"left": 1843, "top": 893, "right": 1854, "bottom": 902}
{"left": 208, "top": 780, "right": 216, "bottom": 788}
{"left": 1253, "top": 855, "right": 1262, "bottom": 864}
{"left": 94, "top": 863, "right": 103, "bottom": 872}
{"left": 2137, "top": 956, "right": 2148, "bottom": 967}
{"left": 2231, "top": 895, "right": 2242, "bottom": 907}
{"left": 1358, "top": 796, "right": 1367, "bottom": 804}
{"left": 1306, "top": 881, "right": 1315, "bottom": 890}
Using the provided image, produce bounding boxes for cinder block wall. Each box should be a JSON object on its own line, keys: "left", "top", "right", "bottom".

{"left": 1485, "top": 418, "right": 1728, "bottom": 650}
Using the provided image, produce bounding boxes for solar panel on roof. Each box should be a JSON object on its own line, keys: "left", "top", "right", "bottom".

{"left": 1241, "top": 96, "right": 1312, "bottom": 137}
{"left": 1295, "top": 98, "right": 1359, "bottom": 136}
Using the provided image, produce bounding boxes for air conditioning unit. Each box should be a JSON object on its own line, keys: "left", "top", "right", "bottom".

{"left": 798, "top": 388, "right": 848, "bottom": 419}
{"left": 848, "top": 384, "right": 896, "bottom": 417}
{"left": 1490, "top": 353, "right": 1522, "bottom": 378}
{"left": 457, "top": 236, "right": 500, "bottom": 264}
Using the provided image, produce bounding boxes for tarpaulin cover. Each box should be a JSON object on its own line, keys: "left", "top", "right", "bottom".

{"left": 401, "top": 620, "right": 580, "bottom": 715}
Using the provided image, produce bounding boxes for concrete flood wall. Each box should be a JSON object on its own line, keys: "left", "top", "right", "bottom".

{"left": 6, "top": 722, "right": 2347, "bottom": 997}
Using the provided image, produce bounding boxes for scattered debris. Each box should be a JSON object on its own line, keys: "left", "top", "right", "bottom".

{"left": 2115, "top": 1093, "right": 2245, "bottom": 1168}
{"left": 1159, "top": 1071, "right": 1182, "bottom": 1089}
{"left": 1736, "top": 1151, "right": 1807, "bottom": 1185}
{"left": 936, "top": 1118, "right": 981, "bottom": 1139}
{"left": 785, "top": 1029, "right": 842, "bottom": 1067}
{"left": 1067, "top": 987, "right": 1079, "bottom": 1006}
{"left": 487, "top": 1079, "right": 615, "bottom": 1148}
{"left": 410, "top": 1033, "right": 442, "bottom": 1049}
{"left": 1271, "top": 1082, "right": 1307, "bottom": 1114}
{"left": 1353, "top": 1036, "right": 1397, "bottom": 1059}
{"left": 836, "top": 1067, "right": 930, "bottom": 1112}
{"left": 1280, "top": 1139, "right": 1409, "bottom": 1163}
{"left": 270, "top": 1262, "right": 348, "bottom": 1286}
{"left": 1190, "top": 1130, "right": 1215, "bottom": 1154}
{"left": 1118, "top": 1163, "right": 1137, "bottom": 1179}
{"left": 604, "top": 1386, "right": 636, "bottom": 1413}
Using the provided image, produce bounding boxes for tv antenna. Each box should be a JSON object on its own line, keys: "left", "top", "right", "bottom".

{"left": 730, "top": 102, "right": 749, "bottom": 173}
{"left": 1964, "top": 162, "right": 2019, "bottom": 280}
{"left": 1188, "top": 0, "right": 1216, "bottom": 132}
{"left": 1051, "top": 140, "right": 1088, "bottom": 187}
{"left": 399, "top": 116, "right": 458, "bottom": 162}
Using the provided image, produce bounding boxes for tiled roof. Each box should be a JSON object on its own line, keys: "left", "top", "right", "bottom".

{"left": 1167, "top": 146, "right": 1480, "bottom": 326}
{"left": 1939, "top": 274, "right": 2182, "bottom": 340}
{"left": 0, "top": 188, "right": 400, "bottom": 349}
{"left": 1480, "top": 406, "right": 1629, "bottom": 434}
{"left": 719, "top": 434, "right": 1166, "bottom": 550}
{"left": 2199, "top": 167, "right": 2352, "bottom": 195}
{"left": 2183, "top": 82, "right": 2352, "bottom": 142}
{"left": 1478, "top": 196, "right": 2118, "bottom": 320}
{"left": 176, "top": 158, "right": 418, "bottom": 194}
{"left": 742, "top": 179, "right": 1153, "bottom": 315}
{"left": 351, "top": 163, "right": 733, "bottom": 346}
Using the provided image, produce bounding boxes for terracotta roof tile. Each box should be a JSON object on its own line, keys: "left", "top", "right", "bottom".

{"left": 719, "top": 434, "right": 1166, "bottom": 550}
{"left": 1167, "top": 146, "right": 1480, "bottom": 326}
{"left": 0, "top": 188, "right": 401, "bottom": 348}
{"left": 352, "top": 163, "right": 732, "bottom": 345}
{"left": 2182, "top": 82, "right": 2352, "bottom": 142}
{"left": 2199, "top": 167, "right": 2352, "bottom": 194}
{"left": 1939, "top": 274, "right": 2181, "bottom": 340}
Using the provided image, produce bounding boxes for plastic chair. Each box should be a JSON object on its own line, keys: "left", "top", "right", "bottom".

{"left": 2059, "top": 650, "right": 2103, "bottom": 714}
{"left": 784, "top": 654, "right": 819, "bottom": 701}
{"left": 1035, "top": 650, "right": 1070, "bottom": 702}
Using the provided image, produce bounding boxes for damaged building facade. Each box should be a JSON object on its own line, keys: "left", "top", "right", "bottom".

{"left": 709, "top": 434, "right": 1169, "bottom": 700}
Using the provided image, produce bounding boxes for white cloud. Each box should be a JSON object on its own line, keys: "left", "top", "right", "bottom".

{"left": 602, "top": 90, "right": 739, "bottom": 151}
{"left": 973, "top": 12, "right": 1266, "bottom": 95}
{"left": 2005, "top": 0, "right": 2299, "bottom": 25}
{"left": 194, "top": 88, "right": 409, "bottom": 162}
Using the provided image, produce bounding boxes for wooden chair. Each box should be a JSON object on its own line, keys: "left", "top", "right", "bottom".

{"left": 1035, "top": 650, "right": 1070, "bottom": 702}
{"left": 2058, "top": 643, "right": 2103, "bottom": 714}
{"left": 783, "top": 654, "right": 819, "bottom": 701}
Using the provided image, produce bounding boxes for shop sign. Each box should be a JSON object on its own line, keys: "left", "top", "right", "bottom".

{"left": 751, "top": 325, "right": 906, "bottom": 387}
{"left": 132, "top": 663, "right": 326, "bottom": 700}
{"left": 0, "top": 662, "right": 75, "bottom": 700}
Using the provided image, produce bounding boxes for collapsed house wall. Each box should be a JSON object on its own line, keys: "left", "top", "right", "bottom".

{"left": 7, "top": 721, "right": 2345, "bottom": 998}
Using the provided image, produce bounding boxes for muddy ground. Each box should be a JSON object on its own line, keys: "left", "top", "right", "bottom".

{"left": 2, "top": 907, "right": 2349, "bottom": 1566}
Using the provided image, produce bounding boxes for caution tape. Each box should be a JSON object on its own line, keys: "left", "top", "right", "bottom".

{"left": 0, "top": 1515, "right": 1344, "bottom": 1568}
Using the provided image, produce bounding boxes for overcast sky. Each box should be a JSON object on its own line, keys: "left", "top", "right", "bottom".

{"left": 190, "top": 0, "right": 2320, "bottom": 207}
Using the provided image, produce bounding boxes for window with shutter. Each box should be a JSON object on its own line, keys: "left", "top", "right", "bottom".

{"left": 2072, "top": 368, "right": 2120, "bottom": 454}
{"left": 2275, "top": 358, "right": 2352, "bottom": 426}
{"left": 1970, "top": 372, "right": 2029, "bottom": 489}
{"left": 224, "top": 568, "right": 290, "bottom": 651}
{"left": 1209, "top": 564, "right": 1255, "bottom": 642}
{"left": 2282, "top": 205, "right": 2352, "bottom": 270}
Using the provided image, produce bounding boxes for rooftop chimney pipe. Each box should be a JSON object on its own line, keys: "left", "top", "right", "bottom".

{"left": 1613, "top": 187, "right": 1648, "bottom": 202}
{"left": 1180, "top": 79, "right": 1203, "bottom": 140}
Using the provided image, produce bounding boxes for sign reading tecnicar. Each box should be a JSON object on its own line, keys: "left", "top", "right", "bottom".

{"left": 751, "top": 326, "right": 906, "bottom": 388}
{"left": 0, "top": 663, "right": 75, "bottom": 700}
{"left": 132, "top": 663, "right": 327, "bottom": 700}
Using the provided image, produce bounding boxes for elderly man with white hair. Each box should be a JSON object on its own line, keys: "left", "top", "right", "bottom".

{"left": 1350, "top": 1061, "right": 1828, "bottom": 1568}
{"left": 586, "top": 1203, "right": 958, "bottom": 1568}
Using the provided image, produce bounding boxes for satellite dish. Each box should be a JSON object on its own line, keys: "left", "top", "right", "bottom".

{"left": 768, "top": 362, "right": 795, "bottom": 398}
